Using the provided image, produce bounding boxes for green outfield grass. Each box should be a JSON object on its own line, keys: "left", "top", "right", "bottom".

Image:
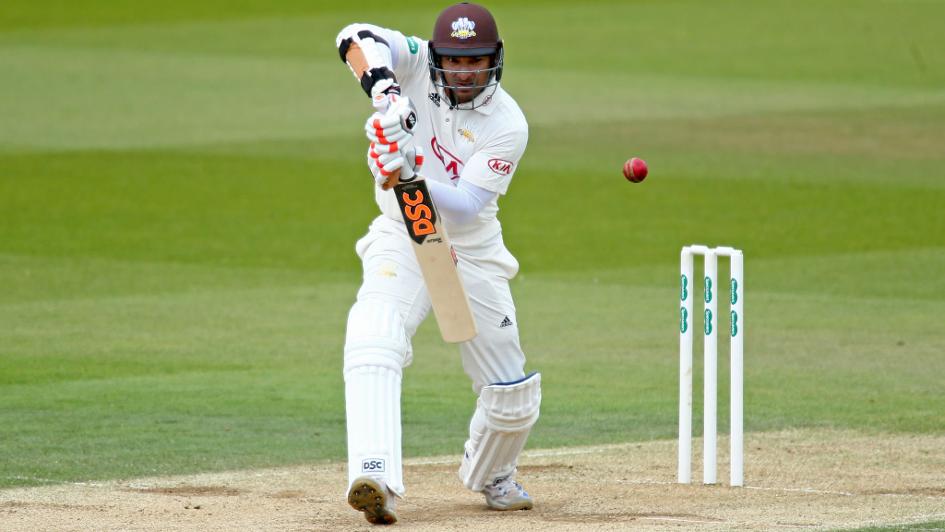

{"left": 1, "top": 0, "right": 943, "bottom": 490}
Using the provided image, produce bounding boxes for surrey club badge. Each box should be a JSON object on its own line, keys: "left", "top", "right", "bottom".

{"left": 450, "top": 17, "right": 477, "bottom": 39}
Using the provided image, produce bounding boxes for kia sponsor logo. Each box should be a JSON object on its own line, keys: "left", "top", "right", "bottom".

{"left": 488, "top": 158, "right": 513, "bottom": 175}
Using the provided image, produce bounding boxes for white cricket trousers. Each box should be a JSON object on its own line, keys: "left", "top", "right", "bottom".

{"left": 343, "top": 215, "right": 527, "bottom": 496}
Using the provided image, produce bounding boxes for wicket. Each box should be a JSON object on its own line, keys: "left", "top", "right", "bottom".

{"left": 678, "top": 244, "right": 744, "bottom": 487}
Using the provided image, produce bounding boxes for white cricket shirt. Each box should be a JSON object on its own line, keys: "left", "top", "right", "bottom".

{"left": 370, "top": 27, "right": 529, "bottom": 248}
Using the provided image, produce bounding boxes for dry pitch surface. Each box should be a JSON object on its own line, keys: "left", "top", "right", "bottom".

{"left": 2, "top": 429, "right": 944, "bottom": 531}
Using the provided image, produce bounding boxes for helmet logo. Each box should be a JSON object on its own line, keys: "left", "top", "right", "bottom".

{"left": 450, "top": 17, "right": 477, "bottom": 39}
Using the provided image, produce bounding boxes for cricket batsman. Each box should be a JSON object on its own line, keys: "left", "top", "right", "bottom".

{"left": 335, "top": 2, "right": 540, "bottom": 525}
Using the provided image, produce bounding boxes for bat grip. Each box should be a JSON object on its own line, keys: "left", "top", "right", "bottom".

{"left": 382, "top": 169, "right": 401, "bottom": 190}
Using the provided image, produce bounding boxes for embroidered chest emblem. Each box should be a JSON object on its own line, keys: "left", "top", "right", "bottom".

{"left": 458, "top": 128, "right": 476, "bottom": 143}
{"left": 450, "top": 18, "right": 477, "bottom": 39}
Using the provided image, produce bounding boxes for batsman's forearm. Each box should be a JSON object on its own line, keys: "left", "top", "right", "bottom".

{"left": 424, "top": 178, "right": 496, "bottom": 224}
{"left": 336, "top": 24, "right": 397, "bottom": 96}
{"left": 345, "top": 43, "right": 371, "bottom": 78}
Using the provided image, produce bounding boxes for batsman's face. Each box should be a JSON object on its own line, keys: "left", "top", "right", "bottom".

{"left": 441, "top": 55, "right": 492, "bottom": 103}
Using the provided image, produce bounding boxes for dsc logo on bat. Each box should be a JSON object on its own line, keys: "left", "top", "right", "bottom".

{"left": 395, "top": 180, "right": 442, "bottom": 245}
{"left": 401, "top": 189, "right": 435, "bottom": 236}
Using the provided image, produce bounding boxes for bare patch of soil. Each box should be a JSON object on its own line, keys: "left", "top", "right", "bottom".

{"left": 2, "top": 429, "right": 944, "bottom": 531}
{"left": 125, "top": 485, "right": 241, "bottom": 497}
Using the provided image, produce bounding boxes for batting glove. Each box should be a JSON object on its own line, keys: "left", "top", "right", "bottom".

{"left": 370, "top": 78, "right": 402, "bottom": 113}
{"left": 368, "top": 142, "right": 424, "bottom": 190}
{"left": 365, "top": 96, "right": 418, "bottom": 146}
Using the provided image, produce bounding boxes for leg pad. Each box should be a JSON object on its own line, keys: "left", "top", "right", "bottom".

{"left": 459, "top": 372, "right": 541, "bottom": 491}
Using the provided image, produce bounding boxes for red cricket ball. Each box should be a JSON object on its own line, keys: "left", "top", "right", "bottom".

{"left": 623, "top": 157, "right": 648, "bottom": 183}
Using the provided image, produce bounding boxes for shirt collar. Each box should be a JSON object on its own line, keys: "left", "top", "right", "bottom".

{"left": 471, "top": 83, "right": 500, "bottom": 115}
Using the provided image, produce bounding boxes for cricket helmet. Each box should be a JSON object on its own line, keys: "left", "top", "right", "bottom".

{"left": 428, "top": 2, "right": 504, "bottom": 109}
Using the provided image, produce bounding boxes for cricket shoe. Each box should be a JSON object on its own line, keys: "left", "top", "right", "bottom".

{"left": 482, "top": 475, "right": 533, "bottom": 511}
{"left": 347, "top": 476, "right": 398, "bottom": 525}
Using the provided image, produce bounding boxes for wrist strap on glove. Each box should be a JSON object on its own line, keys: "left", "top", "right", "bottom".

{"left": 360, "top": 67, "right": 398, "bottom": 97}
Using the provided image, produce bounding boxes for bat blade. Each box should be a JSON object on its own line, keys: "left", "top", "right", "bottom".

{"left": 393, "top": 176, "right": 477, "bottom": 343}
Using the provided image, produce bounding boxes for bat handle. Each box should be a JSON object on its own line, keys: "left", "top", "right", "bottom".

{"left": 382, "top": 169, "right": 401, "bottom": 190}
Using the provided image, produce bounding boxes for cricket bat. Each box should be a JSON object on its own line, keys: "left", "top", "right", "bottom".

{"left": 390, "top": 170, "right": 477, "bottom": 343}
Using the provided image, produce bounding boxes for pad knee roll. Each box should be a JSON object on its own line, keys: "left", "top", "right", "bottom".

{"left": 344, "top": 299, "right": 410, "bottom": 374}
{"left": 459, "top": 372, "right": 542, "bottom": 491}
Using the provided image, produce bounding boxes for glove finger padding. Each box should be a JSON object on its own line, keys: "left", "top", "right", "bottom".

{"left": 366, "top": 143, "right": 386, "bottom": 188}
{"left": 363, "top": 96, "right": 417, "bottom": 145}
{"left": 376, "top": 151, "right": 405, "bottom": 180}
{"left": 369, "top": 140, "right": 401, "bottom": 155}
{"left": 377, "top": 151, "right": 404, "bottom": 171}
{"left": 366, "top": 142, "right": 425, "bottom": 191}
{"left": 376, "top": 146, "right": 424, "bottom": 190}
{"left": 366, "top": 118, "right": 410, "bottom": 145}
{"left": 371, "top": 110, "right": 403, "bottom": 129}
{"left": 366, "top": 142, "right": 401, "bottom": 188}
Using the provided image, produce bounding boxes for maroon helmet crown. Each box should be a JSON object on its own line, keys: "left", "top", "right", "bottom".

{"left": 431, "top": 2, "right": 500, "bottom": 56}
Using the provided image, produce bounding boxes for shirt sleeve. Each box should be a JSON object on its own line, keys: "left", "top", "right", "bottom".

{"left": 424, "top": 178, "right": 497, "bottom": 224}
{"left": 387, "top": 32, "right": 429, "bottom": 87}
{"left": 460, "top": 125, "right": 529, "bottom": 195}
